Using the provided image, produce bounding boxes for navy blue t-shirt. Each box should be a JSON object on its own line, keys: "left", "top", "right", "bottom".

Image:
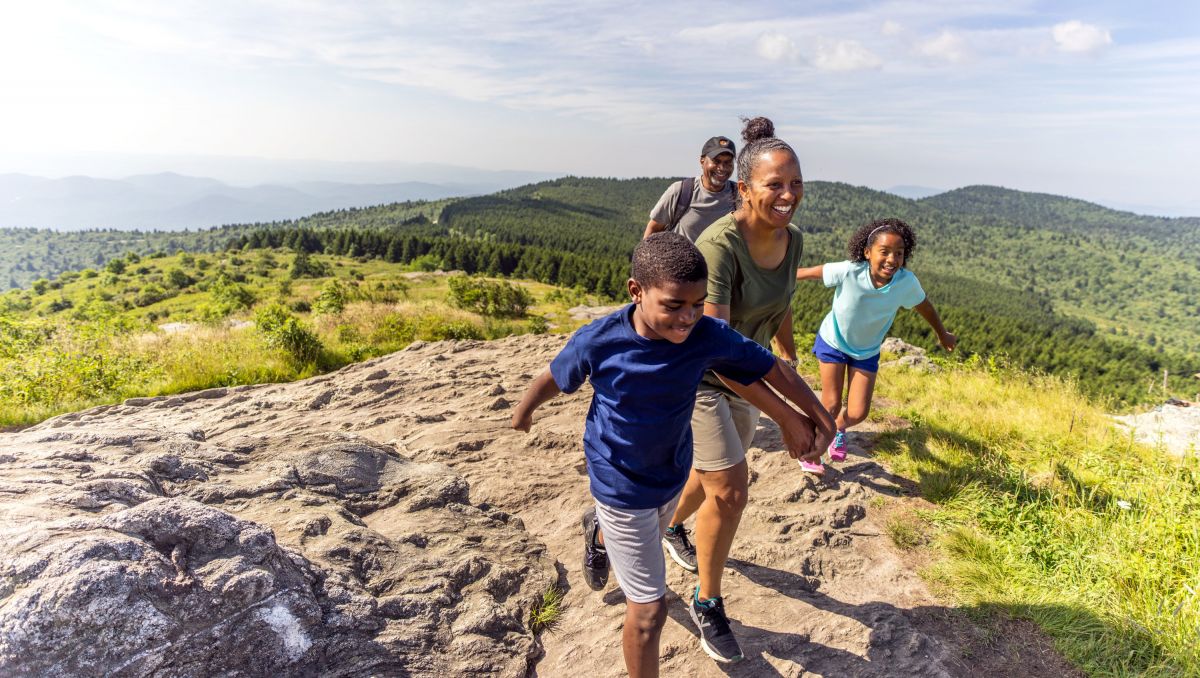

{"left": 550, "top": 304, "right": 776, "bottom": 510}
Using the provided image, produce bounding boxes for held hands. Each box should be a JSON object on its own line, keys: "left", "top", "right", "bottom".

{"left": 938, "top": 331, "right": 957, "bottom": 352}
{"left": 780, "top": 415, "right": 819, "bottom": 463}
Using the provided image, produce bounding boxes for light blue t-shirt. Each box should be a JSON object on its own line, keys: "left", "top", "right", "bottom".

{"left": 817, "top": 261, "right": 926, "bottom": 359}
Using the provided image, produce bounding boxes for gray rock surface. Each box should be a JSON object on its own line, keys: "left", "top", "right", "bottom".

{"left": 0, "top": 369, "right": 556, "bottom": 676}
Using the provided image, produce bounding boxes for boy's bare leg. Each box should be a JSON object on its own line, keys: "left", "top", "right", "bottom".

{"left": 693, "top": 460, "right": 749, "bottom": 599}
{"left": 624, "top": 598, "right": 667, "bottom": 678}
{"left": 840, "top": 367, "right": 877, "bottom": 429}
{"left": 667, "top": 469, "right": 705, "bottom": 528}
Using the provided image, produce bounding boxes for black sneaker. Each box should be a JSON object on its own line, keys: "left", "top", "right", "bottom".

{"left": 662, "top": 524, "right": 698, "bottom": 573}
{"left": 689, "top": 588, "right": 743, "bottom": 663}
{"left": 581, "top": 508, "right": 609, "bottom": 591}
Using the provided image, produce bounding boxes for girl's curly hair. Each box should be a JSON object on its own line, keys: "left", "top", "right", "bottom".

{"left": 847, "top": 218, "right": 917, "bottom": 265}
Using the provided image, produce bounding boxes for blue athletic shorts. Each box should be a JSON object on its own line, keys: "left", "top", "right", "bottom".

{"left": 812, "top": 334, "right": 880, "bottom": 373}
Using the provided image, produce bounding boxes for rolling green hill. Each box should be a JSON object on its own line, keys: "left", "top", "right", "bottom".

{"left": 2, "top": 177, "right": 1197, "bottom": 405}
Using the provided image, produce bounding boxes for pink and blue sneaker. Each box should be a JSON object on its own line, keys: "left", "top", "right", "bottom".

{"left": 828, "top": 430, "right": 848, "bottom": 462}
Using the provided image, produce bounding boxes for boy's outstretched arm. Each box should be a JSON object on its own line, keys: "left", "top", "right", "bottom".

{"left": 913, "top": 299, "right": 957, "bottom": 351}
{"left": 795, "top": 264, "right": 824, "bottom": 282}
{"left": 761, "top": 359, "right": 836, "bottom": 453}
{"left": 511, "top": 368, "right": 561, "bottom": 432}
{"left": 718, "top": 375, "right": 820, "bottom": 463}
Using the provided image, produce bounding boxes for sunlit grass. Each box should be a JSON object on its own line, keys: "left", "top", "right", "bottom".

{"left": 871, "top": 359, "right": 1200, "bottom": 677}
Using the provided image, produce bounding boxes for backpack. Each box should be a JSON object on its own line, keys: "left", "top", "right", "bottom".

{"left": 668, "top": 177, "right": 735, "bottom": 230}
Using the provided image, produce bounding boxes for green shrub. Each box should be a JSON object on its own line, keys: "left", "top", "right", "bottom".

{"left": 313, "top": 280, "right": 349, "bottom": 315}
{"left": 447, "top": 275, "right": 532, "bottom": 318}
{"left": 370, "top": 314, "right": 416, "bottom": 347}
{"left": 31, "top": 279, "right": 49, "bottom": 295}
{"left": 204, "top": 274, "right": 255, "bottom": 318}
{"left": 133, "top": 284, "right": 170, "bottom": 308}
{"left": 289, "top": 299, "right": 311, "bottom": 313}
{"left": 105, "top": 259, "right": 126, "bottom": 274}
{"left": 255, "top": 303, "right": 322, "bottom": 365}
{"left": 290, "top": 250, "right": 331, "bottom": 279}
{"left": 166, "top": 268, "right": 195, "bottom": 289}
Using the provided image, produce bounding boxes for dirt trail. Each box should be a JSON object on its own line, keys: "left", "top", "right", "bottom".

{"left": 355, "top": 336, "right": 1077, "bottom": 677}
{"left": 28, "top": 334, "right": 1080, "bottom": 676}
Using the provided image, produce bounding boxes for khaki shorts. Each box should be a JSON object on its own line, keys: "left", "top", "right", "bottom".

{"left": 691, "top": 388, "right": 760, "bottom": 472}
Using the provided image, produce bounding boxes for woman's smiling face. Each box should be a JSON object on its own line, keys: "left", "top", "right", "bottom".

{"left": 739, "top": 148, "right": 803, "bottom": 229}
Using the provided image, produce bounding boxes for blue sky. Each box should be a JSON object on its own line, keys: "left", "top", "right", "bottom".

{"left": 1, "top": 1, "right": 1197, "bottom": 214}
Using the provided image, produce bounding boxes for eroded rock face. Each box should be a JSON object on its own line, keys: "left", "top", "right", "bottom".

{"left": 0, "top": 411, "right": 555, "bottom": 676}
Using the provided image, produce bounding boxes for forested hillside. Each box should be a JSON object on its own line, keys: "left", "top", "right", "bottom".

{"left": 2, "top": 176, "right": 1196, "bottom": 405}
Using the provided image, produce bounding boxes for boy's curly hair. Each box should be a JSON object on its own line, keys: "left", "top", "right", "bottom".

{"left": 632, "top": 231, "right": 707, "bottom": 289}
{"left": 848, "top": 218, "right": 917, "bottom": 265}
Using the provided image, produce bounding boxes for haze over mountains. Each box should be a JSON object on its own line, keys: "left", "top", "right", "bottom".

{"left": 0, "top": 168, "right": 558, "bottom": 231}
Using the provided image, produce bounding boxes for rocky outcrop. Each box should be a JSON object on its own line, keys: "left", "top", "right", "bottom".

{"left": 1, "top": 333, "right": 1079, "bottom": 677}
{"left": 0, "top": 392, "right": 555, "bottom": 675}
{"left": 881, "top": 337, "right": 939, "bottom": 372}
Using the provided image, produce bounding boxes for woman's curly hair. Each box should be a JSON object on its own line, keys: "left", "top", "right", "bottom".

{"left": 847, "top": 218, "right": 917, "bottom": 265}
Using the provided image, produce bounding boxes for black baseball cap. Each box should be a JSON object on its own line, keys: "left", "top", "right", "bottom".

{"left": 701, "top": 136, "right": 736, "bottom": 159}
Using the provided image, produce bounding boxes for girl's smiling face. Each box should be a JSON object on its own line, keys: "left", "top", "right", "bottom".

{"left": 864, "top": 232, "right": 906, "bottom": 287}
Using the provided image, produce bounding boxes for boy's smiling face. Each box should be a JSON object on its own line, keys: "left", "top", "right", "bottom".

{"left": 628, "top": 277, "right": 707, "bottom": 343}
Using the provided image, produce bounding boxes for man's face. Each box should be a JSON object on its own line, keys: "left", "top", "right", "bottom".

{"left": 699, "top": 152, "right": 734, "bottom": 190}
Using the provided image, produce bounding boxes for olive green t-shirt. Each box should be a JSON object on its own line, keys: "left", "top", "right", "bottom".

{"left": 696, "top": 214, "right": 803, "bottom": 394}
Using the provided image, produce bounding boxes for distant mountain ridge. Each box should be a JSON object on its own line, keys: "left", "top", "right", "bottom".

{"left": 0, "top": 172, "right": 531, "bottom": 230}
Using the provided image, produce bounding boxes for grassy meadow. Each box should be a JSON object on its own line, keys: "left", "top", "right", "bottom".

{"left": 0, "top": 248, "right": 603, "bottom": 427}
{"left": 824, "top": 349, "right": 1200, "bottom": 677}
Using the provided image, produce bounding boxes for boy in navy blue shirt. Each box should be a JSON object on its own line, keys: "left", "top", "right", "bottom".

{"left": 512, "top": 232, "right": 827, "bottom": 677}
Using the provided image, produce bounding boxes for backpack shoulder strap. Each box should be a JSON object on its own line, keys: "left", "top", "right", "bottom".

{"left": 669, "top": 177, "right": 695, "bottom": 229}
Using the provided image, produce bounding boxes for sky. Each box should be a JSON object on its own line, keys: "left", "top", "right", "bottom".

{"left": 1, "top": 1, "right": 1198, "bottom": 215}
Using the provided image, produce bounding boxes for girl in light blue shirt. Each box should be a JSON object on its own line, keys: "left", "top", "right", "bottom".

{"left": 795, "top": 218, "right": 956, "bottom": 473}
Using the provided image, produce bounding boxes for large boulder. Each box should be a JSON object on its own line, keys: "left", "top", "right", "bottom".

{"left": 0, "top": 421, "right": 555, "bottom": 677}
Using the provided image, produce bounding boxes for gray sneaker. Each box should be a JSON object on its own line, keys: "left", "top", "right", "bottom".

{"left": 662, "top": 524, "right": 698, "bottom": 573}
{"left": 689, "top": 588, "right": 743, "bottom": 663}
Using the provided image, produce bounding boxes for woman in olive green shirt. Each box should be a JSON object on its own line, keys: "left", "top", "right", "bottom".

{"left": 664, "top": 117, "right": 835, "bottom": 664}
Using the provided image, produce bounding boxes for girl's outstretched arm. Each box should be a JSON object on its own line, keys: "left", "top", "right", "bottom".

{"left": 511, "top": 368, "right": 561, "bottom": 432}
{"left": 795, "top": 264, "right": 824, "bottom": 281}
{"left": 913, "top": 299, "right": 957, "bottom": 351}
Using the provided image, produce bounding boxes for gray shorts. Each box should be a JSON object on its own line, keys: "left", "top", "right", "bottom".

{"left": 691, "top": 387, "right": 760, "bottom": 472}
{"left": 592, "top": 495, "right": 681, "bottom": 604}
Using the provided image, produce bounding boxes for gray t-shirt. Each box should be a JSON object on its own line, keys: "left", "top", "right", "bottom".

{"left": 649, "top": 177, "right": 737, "bottom": 242}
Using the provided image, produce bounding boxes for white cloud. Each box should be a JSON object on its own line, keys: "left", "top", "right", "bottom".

{"left": 756, "top": 31, "right": 799, "bottom": 62}
{"left": 881, "top": 20, "right": 903, "bottom": 36}
{"left": 918, "top": 30, "right": 971, "bottom": 63}
{"left": 1052, "top": 20, "right": 1112, "bottom": 54}
{"left": 814, "top": 39, "right": 882, "bottom": 72}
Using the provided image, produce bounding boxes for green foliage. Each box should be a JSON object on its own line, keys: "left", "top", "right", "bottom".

{"left": 289, "top": 249, "right": 332, "bottom": 279}
{"left": 313, "top": 279, "right": 349, "bottom": 315}
{"left": 873, "top": 364, "right": 1200, "bottom": 677}
{"left": 255, "top": 303, "right": 322, "bottom": 365}
{"left": 204, "top": 274, "right": 255, "bottom": 319}
{"left": 132, "top": 283, "right": 170, "bottom": 308}
{"left": 447, "top": 275, "right": 533, "bottom": 318}
{"left": 105, "top": 259, "right": 126, "bottom": 274}
{"left": 527, "top": 586, "right": 565, "bottom": 634}
{"left": 165, "top": 268, "right": 195, "bottom": 289}
{"left": 31, "top": 279, "right": 49, "bottom": 295}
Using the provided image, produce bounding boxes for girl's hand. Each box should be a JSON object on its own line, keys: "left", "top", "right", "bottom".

{"left": 511, "top": 411, "right": 533, "bottom": 432}
{"left": 939, "top": 331, "right": 957, "bottom": 352}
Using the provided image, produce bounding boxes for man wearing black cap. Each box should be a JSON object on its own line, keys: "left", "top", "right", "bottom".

{"left": 643, "top": 136, "right": 737, "bottom": 242}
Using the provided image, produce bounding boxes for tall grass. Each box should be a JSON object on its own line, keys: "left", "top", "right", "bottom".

{"left": 871, "top": 358, "right": 1199, "bottom": 676}
{"left": 0, "top": 299, "right": 551, "bottom": 427}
